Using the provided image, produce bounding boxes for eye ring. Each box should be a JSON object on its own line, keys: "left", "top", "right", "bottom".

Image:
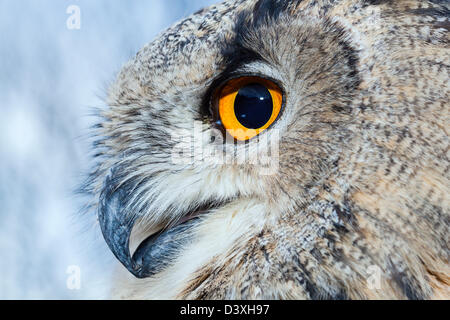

{"left": 214, "top": 76, "right": 283, "bottom": 141}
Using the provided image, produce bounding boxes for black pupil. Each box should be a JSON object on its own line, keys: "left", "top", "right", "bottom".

{"left": 234, "top": 83, "right": 273, "bottom": 129}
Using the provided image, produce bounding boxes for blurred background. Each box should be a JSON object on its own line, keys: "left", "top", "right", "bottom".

{"left": 0, "top": 0, "right": 216, "bottom": 299}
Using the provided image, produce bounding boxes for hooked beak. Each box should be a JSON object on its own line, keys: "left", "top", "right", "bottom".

{"left": 98, "top": 173, "right": 198, "bottom": 279}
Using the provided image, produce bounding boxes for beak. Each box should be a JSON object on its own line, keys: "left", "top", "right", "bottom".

{"left": 98, "top": 171, "right": 197, "bottom": 279}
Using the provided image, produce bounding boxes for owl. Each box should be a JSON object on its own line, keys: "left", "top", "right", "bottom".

{"left": 86, "top": 0, "right": 450, "bottom": 299}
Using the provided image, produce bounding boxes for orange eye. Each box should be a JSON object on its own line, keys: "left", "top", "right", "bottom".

{"left": 216, "top": 76, "right": 283, "bottom": 141}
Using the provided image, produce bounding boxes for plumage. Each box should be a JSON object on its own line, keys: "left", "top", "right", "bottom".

{"left": 86, "top": 0, "right": 450, "bottom": 299}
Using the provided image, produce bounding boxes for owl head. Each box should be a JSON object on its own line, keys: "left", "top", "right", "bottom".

{"left": 88, "top": 0, "right": 449, "bottom": 299}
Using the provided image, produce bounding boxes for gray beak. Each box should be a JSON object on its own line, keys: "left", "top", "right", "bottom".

{"left": 98, "top": 171, "right": 197, "bottom": 279}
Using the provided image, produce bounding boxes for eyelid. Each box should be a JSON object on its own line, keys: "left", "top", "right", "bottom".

{"left": 211, "top": 76, "right": 283, "bottom": 141}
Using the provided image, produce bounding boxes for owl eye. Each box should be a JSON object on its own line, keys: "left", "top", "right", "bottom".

{"left": 216, "top": 76, "right": 283, "bottom": 141}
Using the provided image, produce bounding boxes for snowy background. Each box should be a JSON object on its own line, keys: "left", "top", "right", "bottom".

{"left": 0, "top": 0, "right": 216, "bottom": 299}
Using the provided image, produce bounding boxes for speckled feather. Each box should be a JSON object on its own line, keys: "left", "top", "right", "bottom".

{"left": 87, "top": 0, "right": 449, "bottom": 299}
